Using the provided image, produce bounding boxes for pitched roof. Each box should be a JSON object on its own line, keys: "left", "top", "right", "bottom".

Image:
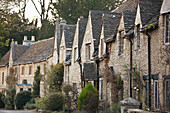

{"left": 90, "top": 10, "right": 108, "bottom": 49}
{"left": 63, "top": 25, "right": 76, "bottom": 48}
{"left": 83, "top": 62, "right": 97, "bottom": 81}
{"left": 12, "top": 44, "right": 29, "bottom": 61}
{"left": 139, "top": 0, "right": 162, "bottom": 26}
{"left": 78, "top": 18, "right": 88, "bottom": 52}
{"left": 112, "top": 0, "right": 138, "bottom": 13}
{"left": 102, "top": 12, "right": 121, "bottom": 41}
{"left": 57, "top": 24, "right": 65, "bottom": 54}
{"left": 122, "top": 10, "right": 136, "bottom": 32}
{"left": 14, "top": 37, "right": 54, "bottom": 65}
{"left": 0, "top": 51, "right": 10, "bottom": 67}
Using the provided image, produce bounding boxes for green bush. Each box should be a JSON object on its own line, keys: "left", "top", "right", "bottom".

{"left": 45, "top": 92, "right": 64, "bottom": 111}
{"left": 36, "top": 93, "right": 64, "bottom": 111}
{"left": 0, "top": 92, "right": 5, "bottom": 108}
{"left": 15, "top": 91, "right": 32, "bottom": 109}
{"left": 24, "top": 103, "right": 36, "bottom": 110}
{"left": 112, "top": 103, "right": 121, "bottom": 113}
{"left": 36, "top": 96, "right": 47, "bottom": 110}
{"left": 62, "top": 85, "right": 72, "bottom": 109}
{"left": 78, "top": 83, "right": 98, "bottom": 112}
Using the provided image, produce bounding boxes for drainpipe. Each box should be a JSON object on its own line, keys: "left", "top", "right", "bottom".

{"left": 129, "top": 36, "right": 133, "bottom": 98}
{"left": 78, "top": 56, "right": 83, "bottom": 88}
{"left": 96, "top": 59, "right": 99, "bottom": 90}
{"left": 145, "top": 31, "right": 151, "bottom": 110}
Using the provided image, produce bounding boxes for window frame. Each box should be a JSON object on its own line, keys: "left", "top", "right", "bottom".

{"left": 74, "top": 47, "right": 77, "bottom": 62}
{"left": 2, "top": 72, "right": 4, "bottom": 85}
{"left": 21, "top": 66, "right": 25, "bottom": 75}
{"left": 154, "top": 80, "right": 159, "bottom": 109}
{"left": 164, "top": 14, "right": 170, "bottom": 44}
{"left": 29, "top": 66, "right": 32, "bottom": 75}
{"left": 86, "top": 43, "right": 91, "bottom": 61}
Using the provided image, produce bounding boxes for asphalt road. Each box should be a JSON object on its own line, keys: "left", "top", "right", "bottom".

{"left": 0, "top": 110, "right": 36, "bottom": 113}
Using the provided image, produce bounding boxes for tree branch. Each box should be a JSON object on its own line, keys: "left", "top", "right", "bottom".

{"left": 30, "top": 0, "right": 41, "bottom": 16}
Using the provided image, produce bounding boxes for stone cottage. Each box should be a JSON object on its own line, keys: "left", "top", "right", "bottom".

{"left": 66, "top": 17, "right": 87, "bottom": 93}
{"left": 0, "top": 36, "right": 54, "bottom": 97}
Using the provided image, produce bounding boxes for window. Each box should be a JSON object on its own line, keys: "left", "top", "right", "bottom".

{"left": 137, "top": 24, "right": 140, "bottom": 50}
{"left": 145, "top": 82, "right": 149, "bottom": 107}
{"left": 15, "top": 67, "right": 18, "bottom": 75}
{"left": 22, "top": 66, "right": 25, "bottom": 75}
{"left": 86, "top": 44, "right": 91, "bottom": 61}
{"left": 29, "top": 66, "right": 32, "bottom": 75}
{"left": 154, "top": 80, "right": 159, "bottom": 109}
{"left": 23, "top": 79, "right": 27, "bottom": 84}
{"left": 20, "top": 88, "right": 23, "bottom": 92}
{"left": 119, "top": 31, "right": 124, "bottom": 55}
{"left": 165, "top": 14, "right": 170, "bottom": 44}
{"left": 165, "top": 80, "right": 170, "bottom": 111}
{"left": 99, "top": 79, "right": 103, "bottom": 100}
{"left": 28, "top": 88, "right": 31, "bottom": 92}
{"left": 74, "top": 47, "right": 77, "bottom": 61}
{"left": 2, "top": 72, "right": 4, "bottom": 85}
{"left": 101, "top": 38, "right": 104, "bottom": 56}
{"left": 106, "top": 43, "right": 109, "bottom": 55}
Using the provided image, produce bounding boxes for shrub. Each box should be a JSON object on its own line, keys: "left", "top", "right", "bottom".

{"left": 112, "top": 103, "right": 121, "bottom": 113}
{"left": 48, "top": 63, "right": 64, "bottom": 92}
{"left": 1, "top": 88, "right": 16, "bottom": 109}
{"left": 62, "top": 85, "right": 72, "bottom": 109}
{"left": 78, "top": 83, "right": 98, "bottom": 112}
{"left": 36, "top": 92, "right": 64, "bottom": 111}
{"left": 24, "top": 103, "right": 36, "bottom": 110}
{"left": 0, "top": 92, "right": 5, "bottom": 108}
{"left": 15, "top": 91, "right": 32, "bottom": 109}
{"left": 45, "top": 92, "right": 64, "bottom": 111}
{"left": 36, "top": 96, "right": 47, "bottom": 110}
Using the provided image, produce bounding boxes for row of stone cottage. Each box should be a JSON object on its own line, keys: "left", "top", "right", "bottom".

{"left": 0, "top": 0, "right": 170, "bottom": 111}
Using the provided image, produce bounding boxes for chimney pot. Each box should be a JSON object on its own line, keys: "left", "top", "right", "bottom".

{"left": 60, "top": 20, "right": 67, "bottom": 25}
{"left": 31, "top": 36, "right": 35, "bottom": 41}
{"left": 24, "top": 36, "right": 27, "bottom": 41}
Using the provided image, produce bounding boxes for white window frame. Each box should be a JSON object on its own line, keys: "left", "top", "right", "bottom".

{"left": 164, "top": 14, "right": 170, "bottom": 44}
{"left": 154, "top": 80, "right": 159, "bottom": 109}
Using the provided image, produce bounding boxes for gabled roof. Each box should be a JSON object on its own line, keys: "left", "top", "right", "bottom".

{"left": 63, "top": 25, "right": 76, "bottom": 48}
{"left": 122, "top": 10, "right": 136, "bottom": 33}
{"left": 78, "top": 18, "right": 88, "bottom": 51}
{"left": 90, "top": 10, "right": 108, "bottom": 49}
{"left": 112, "top": 0, "right": 138, "bottom": 13}
{"left": 14, "top": 37, "right": 54, "bottom": 65}
{"left": 0, "top": 51, "right": 10, "bottom": 67}
{"left": 139, "top": 0, "right": 162, "bottom": 27}
{"left": 102, "top": 12, "right": 121, "bottom": 42}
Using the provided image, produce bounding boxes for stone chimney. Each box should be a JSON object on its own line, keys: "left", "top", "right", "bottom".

{"left": 60, "top": 20, "right": 67, "bottom": 25}
{"left": 31, "top": 36, "right": 35, "bottom": 41}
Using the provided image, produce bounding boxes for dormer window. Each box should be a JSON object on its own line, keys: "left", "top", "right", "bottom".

{"left": 165, "top": 14, "right": 170, "bottom": 44}
{"left": 137, "top": 24, "right": 140, "bottom": 50}
{"left": 118, "top": 31, "right": 124, "bottom": 55}
{"left": 86, "top": 43, "right": 91, "bottom": 61}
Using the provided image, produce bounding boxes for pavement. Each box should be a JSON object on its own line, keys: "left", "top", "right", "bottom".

{"left": 0, "top": 110, "right": 37, "bottom": 113}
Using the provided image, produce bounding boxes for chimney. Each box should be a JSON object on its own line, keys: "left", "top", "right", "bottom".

{"left": 80, "top": 16, "right": 84, "bottom": 18}
{"left": 31, "top": 36, "right": 35, "bottom": 41}
{"left": 15, "top": 41, "right": 18, "bottom": 45}
{"left": 24, "top": 36, "right": 27, "bottom": 41}
{"left": 60, "top": 20, "right": 67, "bottom": 25}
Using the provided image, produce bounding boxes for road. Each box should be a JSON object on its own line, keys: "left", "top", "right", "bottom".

{"left": 0, "top": 110, "right": 36, "bottom": 113}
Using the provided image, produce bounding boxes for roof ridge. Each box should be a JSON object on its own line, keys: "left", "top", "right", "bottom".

{"left": 33, "top": 37, "right": 54, "bottom": 45}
